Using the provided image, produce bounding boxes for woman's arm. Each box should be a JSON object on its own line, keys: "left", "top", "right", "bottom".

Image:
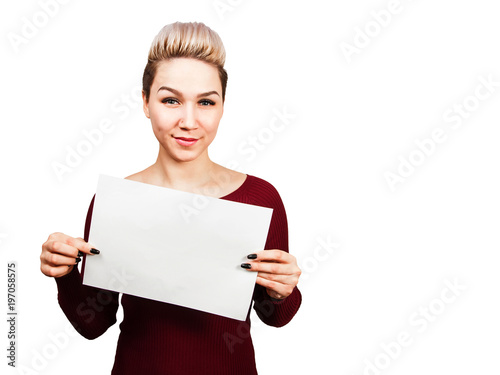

{"left": 246, "top": 181, "right": 302, "bottom": 327}
{"left": 53, "top": 195, "right": 119, "bottom": 340}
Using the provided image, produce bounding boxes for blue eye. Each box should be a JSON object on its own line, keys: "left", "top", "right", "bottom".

{"left": 199, "top": 99, "right": 215, "bottom": 106}
{"left": 162, "top": 98, "right": 179, "bottom": 104}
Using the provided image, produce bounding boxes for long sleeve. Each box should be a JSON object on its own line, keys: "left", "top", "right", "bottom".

{"left": 55, "top": 194, "right": 119, "bottom": 339}
{"left": 248, "top": 178, "right": 302, "bottom": 327}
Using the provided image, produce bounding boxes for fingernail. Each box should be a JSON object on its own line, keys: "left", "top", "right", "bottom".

{"left": 78, "top": 251, "right": 83, "bottom": 257}
{"left": 90, "top": 248, "right": 100, "bottom": 255}
{"left": 247, "top": 254, "right": 257, "bottom": 259}
{"left": 75, "top": 258, "right": 81, "bottom": 264}
{"left": 241, "top": 263, "right": 251, "bottom": 269}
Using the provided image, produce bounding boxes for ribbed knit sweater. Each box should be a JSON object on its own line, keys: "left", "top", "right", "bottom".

{"left": 55, "top": 174, "right": 302, "bottom": 374}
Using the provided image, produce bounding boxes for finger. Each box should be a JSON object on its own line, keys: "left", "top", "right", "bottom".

{"left": 255, "top": 276, "right": 291, "bottom": 297}
{"left": 256, "top": 271, "right": 295, "bottom": 284}
{"left": 46, "top": 240, "right": 81, "bottom": 258}
{"left": 65, "top": 236, "right": 99, "bottom": 255}
{"left": 241, "top": 261, "right": 293, "bottom": 275}
{"left": 41, "top": 264, "right": 76, "bottom": 278}
{"left": 247, "top": 249, "right": 294, "bottom": 263}
{"left": 43, "top": 251, "right": 81, "bottom": 267}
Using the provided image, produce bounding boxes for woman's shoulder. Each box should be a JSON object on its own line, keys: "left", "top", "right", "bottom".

{"left": 212, "top": 164, "right": 278, "bottom": 192}
{"left": 245, "top": 174, "right": 280, "bottom": 194}
{"left": 226, "top": 172, "right": 284, "bottom": 209}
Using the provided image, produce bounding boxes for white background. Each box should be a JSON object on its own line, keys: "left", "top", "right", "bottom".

{"left": 1, "top": 0, "right": 499, "bottom": 374}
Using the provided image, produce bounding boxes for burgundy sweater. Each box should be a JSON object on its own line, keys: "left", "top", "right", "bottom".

{"left": 55, "top": 174, "right": 302, "bottom": 374}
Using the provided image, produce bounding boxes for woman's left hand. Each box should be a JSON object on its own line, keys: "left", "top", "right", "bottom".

{"left": 241, "top": 250, "right": 301, "bottom": 300}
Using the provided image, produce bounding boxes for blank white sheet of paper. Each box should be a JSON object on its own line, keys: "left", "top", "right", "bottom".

{"left": 82, "top": 174, "right": 273, "bottom": 321}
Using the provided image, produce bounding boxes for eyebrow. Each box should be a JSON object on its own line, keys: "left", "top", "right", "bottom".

{"left": 157, "top": 86, "right": 220, "bottom": 98}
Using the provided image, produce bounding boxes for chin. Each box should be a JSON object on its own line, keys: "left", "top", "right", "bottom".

{"left": 167, "top": 149, "right": 203, "bottom": 163}
{"left": 173, "top": 155, "right": 200, "bottom": 163}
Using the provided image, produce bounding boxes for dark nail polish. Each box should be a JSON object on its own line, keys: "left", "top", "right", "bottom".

{"left": 241, "top": 263, "right": 251, "bottom": 269}
{"left": 247, "top": 254, "right": 257, "bottom": 259}
{"left": 78, "top": 251, "right": 83, "bottom": 257}
{"left": 75, "top": 257, "right": 81, "bottom": 263}
{"left": 90, "top": 248, "right": 100, "bottom": 255}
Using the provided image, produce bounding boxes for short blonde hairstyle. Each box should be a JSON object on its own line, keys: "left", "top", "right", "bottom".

{"left": 142, "top": 22, "right": 228, "bottom": 102}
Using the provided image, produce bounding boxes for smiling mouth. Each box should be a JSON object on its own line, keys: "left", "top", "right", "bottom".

{"left": 173, "top": 136, "right": 199, "bottom": 147}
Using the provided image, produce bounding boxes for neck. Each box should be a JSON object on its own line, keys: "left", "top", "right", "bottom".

{"left": 150, "top": 145, "right": 216, "bottom": 193}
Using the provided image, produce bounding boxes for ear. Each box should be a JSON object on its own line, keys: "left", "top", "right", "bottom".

{"left": 142, "top": 90, "right": 150, "bottom": 119}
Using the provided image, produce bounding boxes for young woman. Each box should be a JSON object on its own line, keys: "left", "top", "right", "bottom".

{"left": 40, "top": 22, "right": 302, "bottom": 374}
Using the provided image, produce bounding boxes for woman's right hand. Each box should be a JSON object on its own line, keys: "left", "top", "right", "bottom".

{"left": 40, "top": 232, "right": 97, "bottom": 278}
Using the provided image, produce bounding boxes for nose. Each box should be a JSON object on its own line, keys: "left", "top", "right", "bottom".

{"left": 179, "top": 103, "right": 198, "bottom": 130}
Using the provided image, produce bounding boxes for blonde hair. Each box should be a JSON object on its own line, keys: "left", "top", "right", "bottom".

{"left": 142, "top": 22, "right": 228, "bottom": 102}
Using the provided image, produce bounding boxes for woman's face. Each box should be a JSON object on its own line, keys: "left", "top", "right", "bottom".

{"left": 143, "top": 58, "right": 224, "bottom": 163}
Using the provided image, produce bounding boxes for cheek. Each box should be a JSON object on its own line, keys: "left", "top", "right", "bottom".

{"left": 150, "top": 110, "right": 173, "bottom": 132}
{"left": 202, "top": 110, "right": 223, "bottom": 133}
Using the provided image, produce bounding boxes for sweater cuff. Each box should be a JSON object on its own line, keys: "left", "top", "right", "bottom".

{"left": 265, "top": 288, "right": 288, "bottom": 304}
{"left": 265, "top": 285, "right": 301, "bottom": 307}
{"left": 55, "top": 265, "right": 82, "bottom": 294}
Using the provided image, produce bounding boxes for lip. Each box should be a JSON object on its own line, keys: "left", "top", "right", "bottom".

{"left": 174, "top": 136, "right": 199, "bottom": 147}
